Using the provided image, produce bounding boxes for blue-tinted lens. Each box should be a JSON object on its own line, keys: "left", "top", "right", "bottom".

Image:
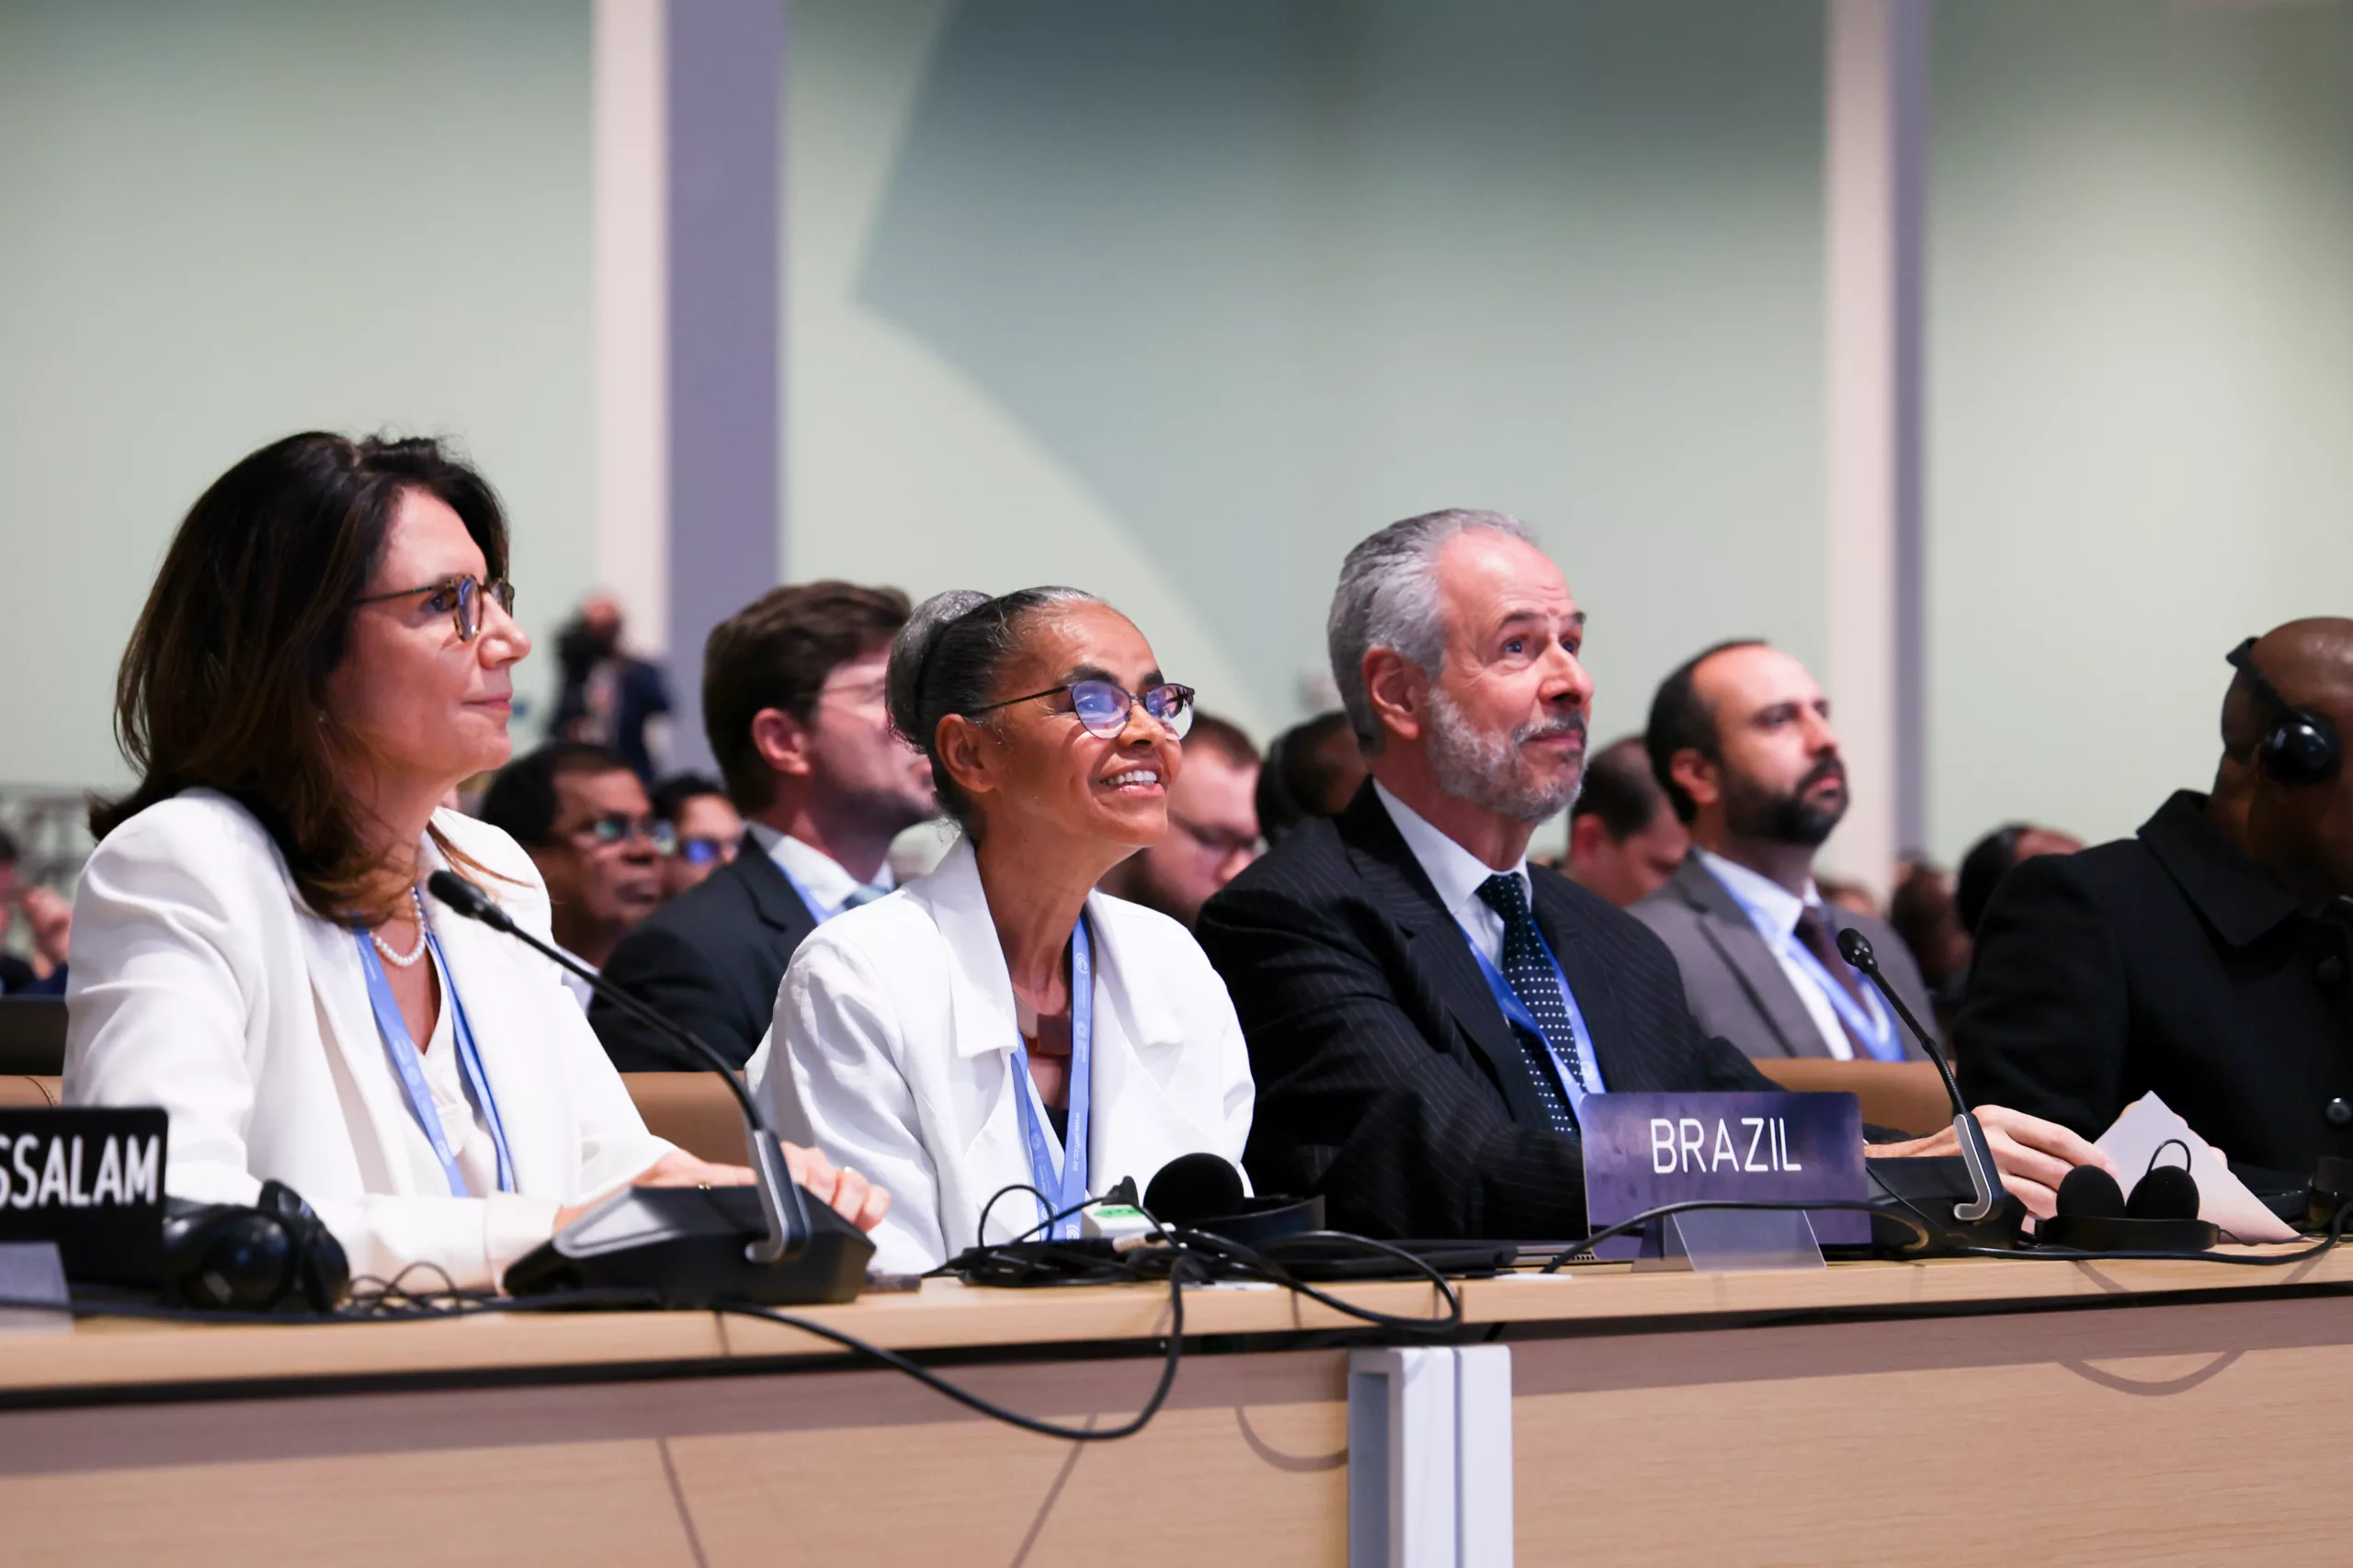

{"left": 1068, "top": 680, "right": 1131, "bottom": 736}
{"left": 1141, "top": 684, "right": 1196, "bottom": 738}
{"left": 677, "top": 835, "right": 725, "bottom": 866}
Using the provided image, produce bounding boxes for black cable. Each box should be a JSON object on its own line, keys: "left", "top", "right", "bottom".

{"left": 1537, "top": 1199, "right": 1938, "bottom": 1272}
{"left": 1152, "top": 1226, "right": 1465, "bottom": 1334}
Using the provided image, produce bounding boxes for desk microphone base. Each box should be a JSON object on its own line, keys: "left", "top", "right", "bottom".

{"left": 503, "top": 1185, "right": 874, "bottom": 1306}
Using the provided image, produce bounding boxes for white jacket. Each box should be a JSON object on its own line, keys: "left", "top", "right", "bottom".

{"left": 749, "top": 837, "right": 1254, "bottom": 1274}
{"left": 64, "top": 790, "right": 672, "bottom": 1290}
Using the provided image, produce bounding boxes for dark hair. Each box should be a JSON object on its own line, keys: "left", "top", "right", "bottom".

{"left": 1955, "top": 824, "right": 2031, "bottom": 936}
{"left": 702, "top": 581, "right": 912, "bottom": 815}
{"left": 1571, "top": 735, "right": 1666, "bottom": 840}
{"left": 1185, "top": 713, "right": 1259, "bottom": 773}
{"left": 885, "top": 586, "right": 1103, "bottom": 833}
{"left": 648, "top": 771, "right": 730, "bottom": 825}
{"left": 95, "top": 432, "right": 509, "bottom": 922}
{"left": 0, "top": 827, "right": 17, "bottom": 866}
{"left": 1256, "top": 710, "right": 1359, "bottom": 845}
{"left": 1645, "top": 639, "right": 1766, "bottom": 824}
{"left": 477, "top": 743, "right": 634, "bottom": 848}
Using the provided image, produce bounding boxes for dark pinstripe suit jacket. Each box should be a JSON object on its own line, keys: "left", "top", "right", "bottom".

{"left": 1197, "top": 784, "right": 1774, "bottom": 1240}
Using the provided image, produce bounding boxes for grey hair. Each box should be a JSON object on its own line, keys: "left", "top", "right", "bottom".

{"left": 885, "top": 585, "right": 1105, "bottom": 832}
{"left": 1326, "top": 509, "right": 1538, "bottom": 752}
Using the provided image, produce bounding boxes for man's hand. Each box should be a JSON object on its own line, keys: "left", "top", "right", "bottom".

{"left": 18, "top": 886, "right": 71, "bottom": 975}
{"left": 1868, "top": 1105, "right": 2118, "bottom": 1220}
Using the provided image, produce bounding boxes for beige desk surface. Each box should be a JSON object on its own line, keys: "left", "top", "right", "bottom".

{"left": 5, "top": 1242, "right": 2348, "bottom": 1401}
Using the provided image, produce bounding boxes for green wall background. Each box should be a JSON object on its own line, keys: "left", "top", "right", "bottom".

{"left": 5, "top": 0, "right": 2349, "bottom": 870}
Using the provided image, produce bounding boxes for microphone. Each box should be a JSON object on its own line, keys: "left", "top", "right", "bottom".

{"left": 1835, "top": 927, "right": 2004, "bottom": 1225}
{"left": 426, "top": 870, "right": 872, "bottom": 1302}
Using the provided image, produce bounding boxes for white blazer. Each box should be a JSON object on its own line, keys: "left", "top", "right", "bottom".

{"left": 64, "top": 790, "right": 672, "bottom": 1291}
{"left": 749, "top": 836, "right": 1254, "bottom": 1274}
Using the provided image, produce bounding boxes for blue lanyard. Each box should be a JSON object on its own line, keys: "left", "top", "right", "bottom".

{"left": 1718, "top": 887, "right": 1902, "bottom": 1062}
{"left": 776, "top": 858, "right": 885, "bottom": 926}
{"left": 354, "top": 929, "right": 517, "bottom": 1197}
{"left": 1465, "top": 926, "right": 1605, "bottom": 1102}
{"left": 1007, "top": 915, "right": 1094, "bottom": 1241}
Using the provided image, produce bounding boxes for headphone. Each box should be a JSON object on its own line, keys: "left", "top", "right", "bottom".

{"left": 161, "top": 1179, "right": 350, "bottom": 1313}
{"left": 2226, "top": 637, "right": 2341, "bottom": 786}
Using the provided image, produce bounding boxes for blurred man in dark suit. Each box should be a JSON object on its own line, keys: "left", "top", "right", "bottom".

{"left": 1631, "top": 642, "right": 1935, "bottom": 1065}
{"left": 1198, "top": 510, "right": 2097, "bottom": 1237}
{"left": 1098, "top": 713, "right": 1260, "bottom": 927}
{"left": 478, "top": 743, "right": 665, "bottom": 1008}
{"left": 591, "top": 583, "right": 936, "bottom": 1071}
{"left": 552, "top": 592, "right": 671, "bottom": 782}
{"left": 1961, "top": 620, "right": 2353, "bottom": 1189}
{"left": 1559, "top": 735, "right": 1687, "bottom": 908}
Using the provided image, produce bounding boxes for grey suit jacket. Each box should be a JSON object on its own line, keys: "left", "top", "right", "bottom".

{"left": 1629, "top": 856, "right": 1938, "bottom": 1062}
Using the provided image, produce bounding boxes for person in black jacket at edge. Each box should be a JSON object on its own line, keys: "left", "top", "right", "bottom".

{"left": 1959, "top": 619, "right": 2353, "bottom": 1195}
{"left": 1197, "top": 509, "right": 2105, "bottom": 1240}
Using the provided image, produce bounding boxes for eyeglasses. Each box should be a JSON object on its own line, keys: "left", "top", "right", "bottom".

{"left": 1171, "top": 813, "right": 1261, "bottom": 864}
{"left": 967, "top": 679, "right": 1197, "bottom": 740}
{"left": 672, "top": 834, "right": 735, "bottom": 867}
{"left": 568, "top": 812, "right": 668, "bottom": 852}
{"left": 353, "top": 574, "right": 517, "bottom": 642}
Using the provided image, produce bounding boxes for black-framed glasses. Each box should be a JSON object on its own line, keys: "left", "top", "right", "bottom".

{"left": 967, "top": 679, "right": 1197, "bottom": 740}
{"left": 569, "top": 812, "right": 668, "bottom": 852}
{"left": 353, "top": 574, "right": 517, "bottom": 642}
{"left": 672, "top": 834, "right": 734, "bottom": 867}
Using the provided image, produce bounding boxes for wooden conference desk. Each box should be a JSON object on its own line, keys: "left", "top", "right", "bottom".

{"left": 3, "top": 1249, "right": 2351, "bottom": 1566}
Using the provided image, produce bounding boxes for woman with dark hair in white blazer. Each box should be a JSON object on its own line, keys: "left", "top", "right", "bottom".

{"left": 66, "top": 433, "right": 886, "bottom": 1292}
{"left": 748, "top": 587, "right": 1255, "bottom": 1274}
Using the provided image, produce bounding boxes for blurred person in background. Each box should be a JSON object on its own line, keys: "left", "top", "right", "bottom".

{"left": 1631, "top": 641, "right": 1934, "bottom": 1062}
{"left": 1098, "top": 712, "right": 1261, "bottom": 927}
{"left": 1254, "top": 710, "right": 1366, "bottom": 846}
{"left": 1889, "top": 858, "right": 1972, "bottom": 1034}
{"left": 594, "top": 583, "right": 936, "bottom": 1072}
{"left": 1558, "top": 735, "right": 1687, "bottom": 908}
{"left": 647, "top": 771, "right": 743, "bottom": 900}
{"left": 477, "top": 742, "right": 665, "bottom": 1006}
{"left": 551, "top": 591, "right": 670, "bottom": 782}
{"left": 1956, "top": 822, "right": 2085, "bottom": 937}
{"left": 0, "top": 828, "right": 71, "bottom": 996}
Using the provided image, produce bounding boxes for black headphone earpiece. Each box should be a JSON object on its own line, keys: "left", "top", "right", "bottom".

{"left": 2227, "top": 637, "right": 2342, "bottom": 787}
{"left": 161, "top": 1179, "right": 350, "bottom": 1313}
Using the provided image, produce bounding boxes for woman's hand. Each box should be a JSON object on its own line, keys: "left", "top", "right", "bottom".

{"left": 552, "top": 1145, "right": 891, "bottom": 1233}
{"left": 1868, "top": 1105, "right": 2119, "bottom": 1221}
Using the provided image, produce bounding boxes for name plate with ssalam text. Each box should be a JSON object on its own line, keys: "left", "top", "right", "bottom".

{"left": 1579, "top": 1091, "right": 1867, "bottom": 1256}
{"left": 0, "top": 1108, "right": 168, "bottom": 1285}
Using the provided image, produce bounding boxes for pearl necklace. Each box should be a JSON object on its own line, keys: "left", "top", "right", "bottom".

{"left": 370, "top": 886, "right": 429, "bottom": 969}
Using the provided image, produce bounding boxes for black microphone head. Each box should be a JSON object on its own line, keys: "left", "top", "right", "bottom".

{"left": 2126, "top": 1164, "right": 2200, "bottom": 1221}
{"left": 1835, "top": 926, "right": 1877, "bottom": 971}
{"left": 426, "top": 869, "right": 513, "bottom": 932}
{"left": 2055, "top": 1165, "right": 2126, "bottom": 1221}
{"left": 1142, "top": 1153, "right": 1246, "bottom": 1225}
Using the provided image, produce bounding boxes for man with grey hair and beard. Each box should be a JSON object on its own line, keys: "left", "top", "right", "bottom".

{"left": 1197, "top": 510, "right": 2104, "bottom": 1239}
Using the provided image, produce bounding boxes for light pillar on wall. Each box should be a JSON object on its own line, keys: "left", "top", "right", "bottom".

{"left": 593, "top": 0, "right": 784, "bottom": 773}
{"left": 1824, "top": 0, "right": 1928, "bottom": 898}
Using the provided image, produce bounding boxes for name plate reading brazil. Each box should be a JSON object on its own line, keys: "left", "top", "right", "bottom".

{"left": 1579, "top": 1091, "right": 1867, "bottom": 1256}
{"left": 0, "top": 1108, "right": 168, "bottom": 1285}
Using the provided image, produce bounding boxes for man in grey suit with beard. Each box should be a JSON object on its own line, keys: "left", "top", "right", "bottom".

{"left": 1631, "top": 640, "right": 1936, "bottom": 1064}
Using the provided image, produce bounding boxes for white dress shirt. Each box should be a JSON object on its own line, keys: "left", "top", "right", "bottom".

{"left": 1373, "top": 781, "right": 1528, "bottom": 969}
{"left": 551, "top": 944, "right": 597, "bottom": 1011}
{"left": 749, "top": 836, "right": 1255, "bottom": 1274}
{"left": 1693, "top": 849, "right": 1889, "bottom": 1062}
{"left": 416, "top": 948, "right": 506, "bottom": 1201}
{"left": 747, "top": 823, "right": 894, "bottom": 918}
{"left": 1373, "top": 782, "right": 1602, "bottom": 1096}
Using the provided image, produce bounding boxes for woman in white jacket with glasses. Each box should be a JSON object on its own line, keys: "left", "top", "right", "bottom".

{"left": 66, "top": 432, "right": 885, "bottom": 1292}
{"left": 751, "top": 587, "right": 1255, "bottom": 1276}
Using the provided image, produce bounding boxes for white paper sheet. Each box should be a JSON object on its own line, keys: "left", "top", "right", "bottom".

{"left": 2093, "top": 1092, "right": 2297, "bottom": 1244}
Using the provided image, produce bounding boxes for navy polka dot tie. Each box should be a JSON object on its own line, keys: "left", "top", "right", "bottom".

{"left": 1476, "top": 874, "right": 1586, "bottom": 1135}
